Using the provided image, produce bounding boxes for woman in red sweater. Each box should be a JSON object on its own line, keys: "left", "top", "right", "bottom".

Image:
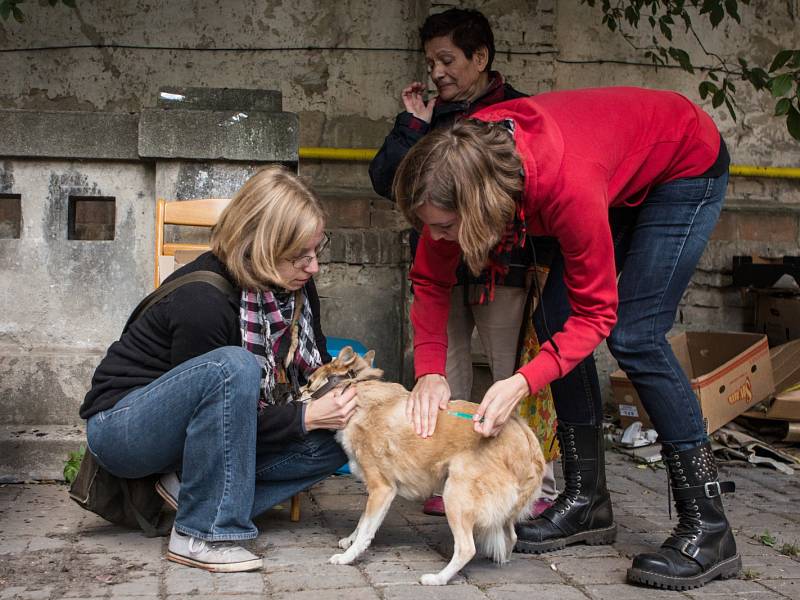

{"left": 393, "top": 87, "right": 737, "bottom": 590}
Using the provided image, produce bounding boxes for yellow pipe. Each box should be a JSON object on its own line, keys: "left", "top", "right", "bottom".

{"left": 299, "top": 147, "right": 800, "bottom": 180}
{"left": 729, "top": 165, "right": 800, "bottom": 179}
{"left": 299, "top": 147, "right": 377, "bottom": 161}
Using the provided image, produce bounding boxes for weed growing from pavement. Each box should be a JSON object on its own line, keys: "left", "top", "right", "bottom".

{"left": 63, "top": 445, "right": 85, "bottom": 484}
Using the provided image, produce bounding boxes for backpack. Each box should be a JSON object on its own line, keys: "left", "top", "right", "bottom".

{"left": 68, "top": 271, "right": 237, "bottom": 537}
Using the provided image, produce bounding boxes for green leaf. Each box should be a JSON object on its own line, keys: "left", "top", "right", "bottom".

{"left": 668, "top": 47, "right": 695, "bottom": 73}
{"left": 699, "top": 81, "right": 718, "bottom": 99}
{"left": 0, "top": 4, "right": 10, "bottom": 20}
{"left": 712, "top": 89, "right": 725, "bottom": 108}
{"left": 771, "top": 73, "right": 794, "bottom": 98}
{"left": 48, "top": 0, "right": 58, "bottom": 5}
{"left": 63, "top": 445, "right": 85, "bottom": 484}
{"left": 62, "top": 0, "right": 76, "bottom": 7}
{"left": 709, "top": 5, "right": 725, "bottom": 27}
{"left": 770, "top": 49, "right": 794, "bottom": 72}
{"left": 725, "top": 97, "right": 737, "bottom": 121}
{"left": 775, "top": 98, "right": 792, "bottom": 116}
{"left": 708, "top": 71, "right": 719, "bottom": 82}
{"left": 11, "top": 4, "right": 22, "bottom": 22}
{"left": 788, "top": 106, "right": 800, "bottom": 141}
{"left": 758, "top": 530, "right": 777, "bottom": 547}
{"left": 725, "top": 0, "right": 741, "bottom": 23}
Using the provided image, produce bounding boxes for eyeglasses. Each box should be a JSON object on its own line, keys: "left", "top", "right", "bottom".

{"left": 286, "top": 233, "right": 330, "bottom": 269}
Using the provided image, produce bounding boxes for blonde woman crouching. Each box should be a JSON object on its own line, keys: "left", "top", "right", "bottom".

{"left": 80, "top": 166, "right": 355, "bottom": 572}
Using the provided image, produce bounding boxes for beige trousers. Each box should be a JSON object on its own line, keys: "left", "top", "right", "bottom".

{"left": 445, "top": 285, "right": 557, "bottom": 499}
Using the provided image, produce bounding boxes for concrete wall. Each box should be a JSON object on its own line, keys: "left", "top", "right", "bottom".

{"left": 1, "top": 1, "right": 799, "bottom": 478}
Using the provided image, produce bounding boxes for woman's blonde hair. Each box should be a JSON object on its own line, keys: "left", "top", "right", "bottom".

{"left": 392, "top": 119, "right": 523, "bottom": 275}
{"left": 211, "top": 166, "right": 325, "bottom": 290}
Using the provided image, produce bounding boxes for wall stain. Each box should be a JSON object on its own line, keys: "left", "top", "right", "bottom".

{"left": 0, "top": 162, "right": 14, "bottom": 193}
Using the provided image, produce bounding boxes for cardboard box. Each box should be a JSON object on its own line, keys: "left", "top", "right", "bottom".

{"left": 743, "top": 339, "right": 800, "bottom": 421}
{"left": 610, "top": 332, "right": 774, "bottom": 434}
{"left": 755, "top": 291, "right": 800, "bottom": 346}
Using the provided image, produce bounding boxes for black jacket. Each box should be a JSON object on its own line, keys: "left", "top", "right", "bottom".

{"left": 79, "top": 252, "right": 330, "bottom": 447}
{"left": 369, "top": 73, "right": 531, "bottom": 289}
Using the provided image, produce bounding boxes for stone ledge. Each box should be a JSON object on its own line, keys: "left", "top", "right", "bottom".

{"left": 0, "top": 424, "right": 85, "bottom": 482}
{"left": 723, "top": 198, "right": 800, "bottom": 214}
{"left": 139, "top": 109, "right": 298, "bottom": 161}
{"left": 156, "top": 87, "right": 282, "bottom": 112}
{"left": 0, "top": 110, "right": 139, "bottom": 160}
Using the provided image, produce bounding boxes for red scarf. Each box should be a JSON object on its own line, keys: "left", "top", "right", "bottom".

{"left": 478, "top": 204, "right": 527, "bottom": 304}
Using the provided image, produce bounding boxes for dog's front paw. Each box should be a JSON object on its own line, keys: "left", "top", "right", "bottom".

{"left": 329, "top": 552, "right": 354, "bottom": 565}
{"left": 420, "top": 573, "right": 448, "bottom": 586}
{"left": 338, "top": 536, "right": 354, "bottom": 549}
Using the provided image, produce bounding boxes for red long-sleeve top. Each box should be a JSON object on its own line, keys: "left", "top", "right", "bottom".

{"left": 410, "top": 87, "right": 722, "bottom": 394}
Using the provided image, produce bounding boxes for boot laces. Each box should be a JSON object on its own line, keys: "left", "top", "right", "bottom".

{"left": 553, "top": 429, "right": 582, "bottom": 515}
{"left": 666, "top": 458, "right": 703, "bottom": 541}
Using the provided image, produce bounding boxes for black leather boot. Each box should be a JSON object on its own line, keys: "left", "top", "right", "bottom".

{"left": 627, "top": 442, "right": 741, "bottom": 589}
{"left": 515, "top": 421, "right": 617, "bottom": 553}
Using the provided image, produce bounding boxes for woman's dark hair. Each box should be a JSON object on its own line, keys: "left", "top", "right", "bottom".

{"left": 420, "top": 8, "right": 495, "bottom": 71}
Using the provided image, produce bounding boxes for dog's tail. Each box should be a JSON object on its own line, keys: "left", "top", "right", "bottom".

{"left": 479, "top": 524, "right": 513, "bottom": 564}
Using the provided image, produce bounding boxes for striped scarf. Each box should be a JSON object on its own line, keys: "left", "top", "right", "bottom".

{"left": 239, "top": 287, "right": 322, "bottom": 408}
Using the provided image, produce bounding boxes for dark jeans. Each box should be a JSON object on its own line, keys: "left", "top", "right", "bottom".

{"left": 533, "top": 174, "right": 728, "bottom": 450}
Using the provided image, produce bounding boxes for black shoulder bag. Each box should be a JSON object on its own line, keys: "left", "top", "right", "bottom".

{"left": 68, "top": 271, "right": 237, "bottom": 537}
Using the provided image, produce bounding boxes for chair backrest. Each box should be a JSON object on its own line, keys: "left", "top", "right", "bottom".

{"left": 154, "top": 197, "right": 231, "bottom": 288}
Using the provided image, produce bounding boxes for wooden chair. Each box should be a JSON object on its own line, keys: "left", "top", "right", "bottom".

{"left": 155, "top": 197, "right": 302, "bottom": 522}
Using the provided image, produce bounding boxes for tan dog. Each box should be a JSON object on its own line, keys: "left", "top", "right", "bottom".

{"left": 299, "top": 346, "right": 545, "bottom": 585}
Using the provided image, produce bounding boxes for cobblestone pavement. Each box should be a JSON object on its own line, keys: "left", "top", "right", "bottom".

{"left": 1, "top": 451, "right": 799, "bottom": 599}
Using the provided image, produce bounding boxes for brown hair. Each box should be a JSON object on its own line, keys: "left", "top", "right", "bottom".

{"left": 211, "top": 166, "right": 325, "bottom": 290}
{"left": 420, "top": 8, "right": 495, "bottom": 71}
{"left": 392, "top": 119, "right": 523, "bottom": 275}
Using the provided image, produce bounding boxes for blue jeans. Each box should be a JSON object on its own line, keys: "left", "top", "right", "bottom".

{"left": 534, "top": 174, "right": 727, "bottom": 450}
{"left": 253, "top": 430, "right": 347, "bottom": 518}
{"left": 87, "top": 346, "right": 347, "bottom": 540}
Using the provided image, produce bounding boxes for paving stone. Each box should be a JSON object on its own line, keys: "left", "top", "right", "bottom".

{"left": 741, "top": 554, "right": 800, "bottom": 579}
{"left": 487, "top": 583, "right": 589, "bottom": 600}
{"left": 0, "top": 587, "right": 54, "bottom": 600}
{"left": 546, "top": 555, "right": 631, "bottom": 585}
{"left": 683, "top": 578, "right": 789, "bottom": 597}
{"left": 757, "top": 578, "right": 800, "bottom": 598}
{"left": 107, "top": 573, "right": 160, "bottom": 596}
{"left": 362, "top": 560, "right": 463, "bottom": 586}
{"left": 2, "top": 452, "right": 798, "bottom": 600}
{"left": 381, "top": 584, "right": 490, "bottom": 600}
{"left": 266, "top": 563, "right": 368, "bottom": 592}
{"left": 583, "top": 583, "right": 687, "bottom": 599}
{"left": 271, "top": 589, "right": 380, "bottom": 600}
{"left": 460, "top": 555, "right": 562, "bottom": 585}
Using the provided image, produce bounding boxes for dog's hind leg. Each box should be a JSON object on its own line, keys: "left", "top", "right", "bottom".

{"left": 420, "top": 481, "right": 477, "bottom": 585}
{"left": 329, "top": 479, "right": 396, "bottom": 565}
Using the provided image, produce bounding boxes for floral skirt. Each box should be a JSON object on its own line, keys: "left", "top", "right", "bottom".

{"left": 516, "top": 268, "right": 560, "bottom": 462}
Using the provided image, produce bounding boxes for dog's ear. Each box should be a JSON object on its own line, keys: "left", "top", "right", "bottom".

{"left": 363, "top": 349, "right": 375, "bottom": 366}
{"left": 337, "top": 346, "right": 356, "bottom": 365}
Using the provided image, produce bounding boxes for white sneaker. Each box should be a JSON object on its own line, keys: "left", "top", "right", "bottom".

{"left": 167, "top": 527, "right": 263, "bottom": 572}
{"left": 156, "top": 472, "right": 180, "bottom": 511}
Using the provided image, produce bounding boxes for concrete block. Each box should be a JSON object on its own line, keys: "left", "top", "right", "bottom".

{"left": 317, "top": 264, "right": 404, "bottom": 382}
{"left": 362, "top": 230, "right": 381, "bottom": 264}
{"left": 0, "top": 424, "right": 85, "bottom": 481}
{"left": 0, "top": 110, "right": 139, "bottom": 160}
{"left": 319, "top": 191, "right": 372, "bottom": 229}
{"left": 156, "top": 87, "right": 282, "bottom": 112}
{"left": 0, "top": 347, "right": 102, "bottom": 425}
{"left": 344, "top": 231, "right": 364, "bottom": 264}
{"left": 139, "top": 109, "right": 298, "bottom": 162}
